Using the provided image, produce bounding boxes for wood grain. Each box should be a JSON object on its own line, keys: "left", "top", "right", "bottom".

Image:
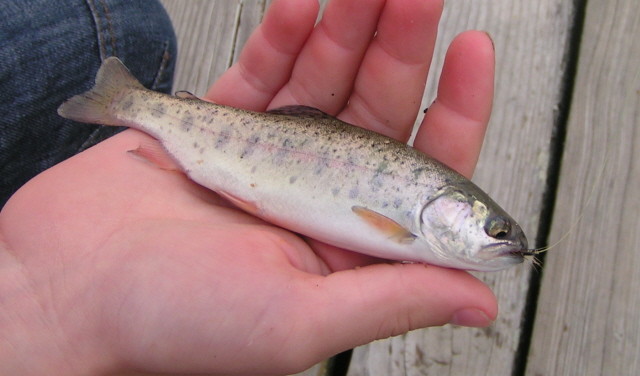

{"left": 161, "top": 0, "right": 243, "bottom": 96}
{"left": 525, "top": 0, "right": 640, "bottom": 374}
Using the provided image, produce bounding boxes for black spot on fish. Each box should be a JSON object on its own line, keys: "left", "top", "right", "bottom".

{"left": 215, "top": 129, "right": 231, "bottom": 149}
{"left": 289, "top": 176, "right": 298, "bottom": 184}
{"left": 349, "top": 187, "right": 359, "bottom": 199}
{"left": 412, "top": 167, "right": 426, "bottom": 179}
{"left": 121, "top": 99, "right": 134, "bottom": 111}
{"left": 370, "top": 175, "right": 384, "bottom": 191}
{"left": 331, "top": 187, "right": 340, "bottom": 197}
{"left": 151, "top": 102, "right": 166, "bottom": 118}
{"left": 181, "top": 114, "right": 194, "bottom": 131}
{"left": 393, "top": 199, "right": 403, "bottom": 209}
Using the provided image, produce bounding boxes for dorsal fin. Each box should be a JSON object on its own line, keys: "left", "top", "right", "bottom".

{"left": 175, "top": 91, "right": 200, "bottom": 100}
{"left": 267, "top": 105, "right": 334, "bottom": 120}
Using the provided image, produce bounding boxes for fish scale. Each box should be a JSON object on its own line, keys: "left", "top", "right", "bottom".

{"left": 58, "top": 57, "right": 529, "bottom": 271}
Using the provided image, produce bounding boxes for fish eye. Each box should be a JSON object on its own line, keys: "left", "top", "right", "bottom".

{"left": 485, "top": 216, "right": 511, "bottom": 239}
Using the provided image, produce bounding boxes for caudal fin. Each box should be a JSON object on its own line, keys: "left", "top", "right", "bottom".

{"left": 57, "top": 57, "right": 145, "bottom": 126}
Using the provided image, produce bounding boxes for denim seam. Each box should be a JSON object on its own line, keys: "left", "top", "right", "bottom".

{"left": 85, "top": 0, "right": 117, "bottom": 59}
{"left": 151, "top": 41, "right": 172, "bottom": 91}
{"left": 98, "top": 0, "right": 117, "bottom": 56}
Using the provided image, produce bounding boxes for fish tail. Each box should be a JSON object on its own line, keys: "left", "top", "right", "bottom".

{"left": 57, "top": 57, "right": 145, "bottom": 126}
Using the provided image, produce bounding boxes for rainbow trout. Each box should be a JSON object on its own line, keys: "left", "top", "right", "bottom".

{"left": 58, "top": 57, "right": 529, "bottom": 271}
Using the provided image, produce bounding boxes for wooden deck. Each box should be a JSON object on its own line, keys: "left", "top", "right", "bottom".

{"left": 159, "top": 0, "right": 640, "bottom": 375}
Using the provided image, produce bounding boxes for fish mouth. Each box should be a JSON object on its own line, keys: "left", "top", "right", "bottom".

{"left": 479, "top": 242, "right": 528, "bottom": 261}
{"left": 509, "top": 249, "right": 538, "bottom": 256}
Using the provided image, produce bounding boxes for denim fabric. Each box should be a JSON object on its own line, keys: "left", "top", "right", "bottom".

{"left": 0, "top": 0, "right": 177, "bottom": 207}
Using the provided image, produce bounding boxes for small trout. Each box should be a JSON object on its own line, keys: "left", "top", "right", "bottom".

{"left": 58, "top": 57, "right": 529, "bottom": 271}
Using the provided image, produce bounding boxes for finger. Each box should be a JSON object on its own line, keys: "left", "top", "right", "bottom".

{"left": 205, "top": 0, "right": 319, "bottom": 110}
{"left": 301, "top": 264, "right": 497, "bottom": 360}
{"left": 339, "top": 0, "right": 443, "bottom": 141}
{"left": 415, "top": 31, "right": 495, "bottom": 178}
{"left": 268, "top": 0, "right": 386, "bottom": 112}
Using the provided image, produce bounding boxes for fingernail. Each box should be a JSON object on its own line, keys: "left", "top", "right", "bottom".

{"left": 450, "top": 308, "right": 492, "bottom": 327}
{"left": 483, "top": 31, "right": 495, "bottom": 51}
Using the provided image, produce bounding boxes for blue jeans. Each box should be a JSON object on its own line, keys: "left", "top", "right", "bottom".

{"left": 0, "top": 0, "right": 177, "bottom": 207}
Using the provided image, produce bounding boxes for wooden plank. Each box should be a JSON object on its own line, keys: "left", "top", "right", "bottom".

{"left": 160, "top": 0, "right": 242, "bottom": 96}
{"left": 348, "top": 0, "right": 574, "bottom": 374}
{"left": 525, "top": 0, "right": 640, "bottom": 374}
{"left": 231, "top": 0, "right": 268, "bottom": 65}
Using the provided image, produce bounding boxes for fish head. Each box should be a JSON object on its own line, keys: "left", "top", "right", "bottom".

{"left": 418, "top": 184, "right": 528, "bottom": 271}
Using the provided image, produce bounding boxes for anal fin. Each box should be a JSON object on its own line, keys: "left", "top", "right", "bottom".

{"left": 218, "top": 190, "right": 261, "bottom": 216}
{"left": 127, "top": 139, "right": 181, "bottom": 171}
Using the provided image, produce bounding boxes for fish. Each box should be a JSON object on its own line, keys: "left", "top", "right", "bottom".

{"left": 58, "top": 57, "right": 529, "bottom": 271}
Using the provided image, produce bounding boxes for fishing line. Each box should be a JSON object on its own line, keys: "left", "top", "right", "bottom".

{"left": 525, "top": 131, "right": 609, "bottom": 255}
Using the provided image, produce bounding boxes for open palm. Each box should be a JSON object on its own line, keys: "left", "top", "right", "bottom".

{"left": 0, "top": 0, "right": 497, "bottom": 375}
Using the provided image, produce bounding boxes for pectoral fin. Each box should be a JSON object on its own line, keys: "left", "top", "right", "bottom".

{"left": 352, "top": 206, "right": 417, "bottom": 244}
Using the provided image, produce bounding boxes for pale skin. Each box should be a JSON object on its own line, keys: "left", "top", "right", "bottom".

{"left": 0, "top": 0, "right": 497, "bottom": 375}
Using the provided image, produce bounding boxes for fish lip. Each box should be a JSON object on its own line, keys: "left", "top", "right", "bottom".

{"left": 501, "top": 246, "right": 529, "bottom": 259}
{"left": 479, "top": 241, "right": 527, "bottom": 261}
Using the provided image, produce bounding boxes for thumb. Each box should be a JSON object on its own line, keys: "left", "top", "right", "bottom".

{"left": 307, "top": 263, "right": 496, "bottom": 356}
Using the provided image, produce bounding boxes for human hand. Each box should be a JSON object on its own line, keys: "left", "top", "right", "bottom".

{"left": 0, "top": 0, "right": 496, "bottom": 375}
